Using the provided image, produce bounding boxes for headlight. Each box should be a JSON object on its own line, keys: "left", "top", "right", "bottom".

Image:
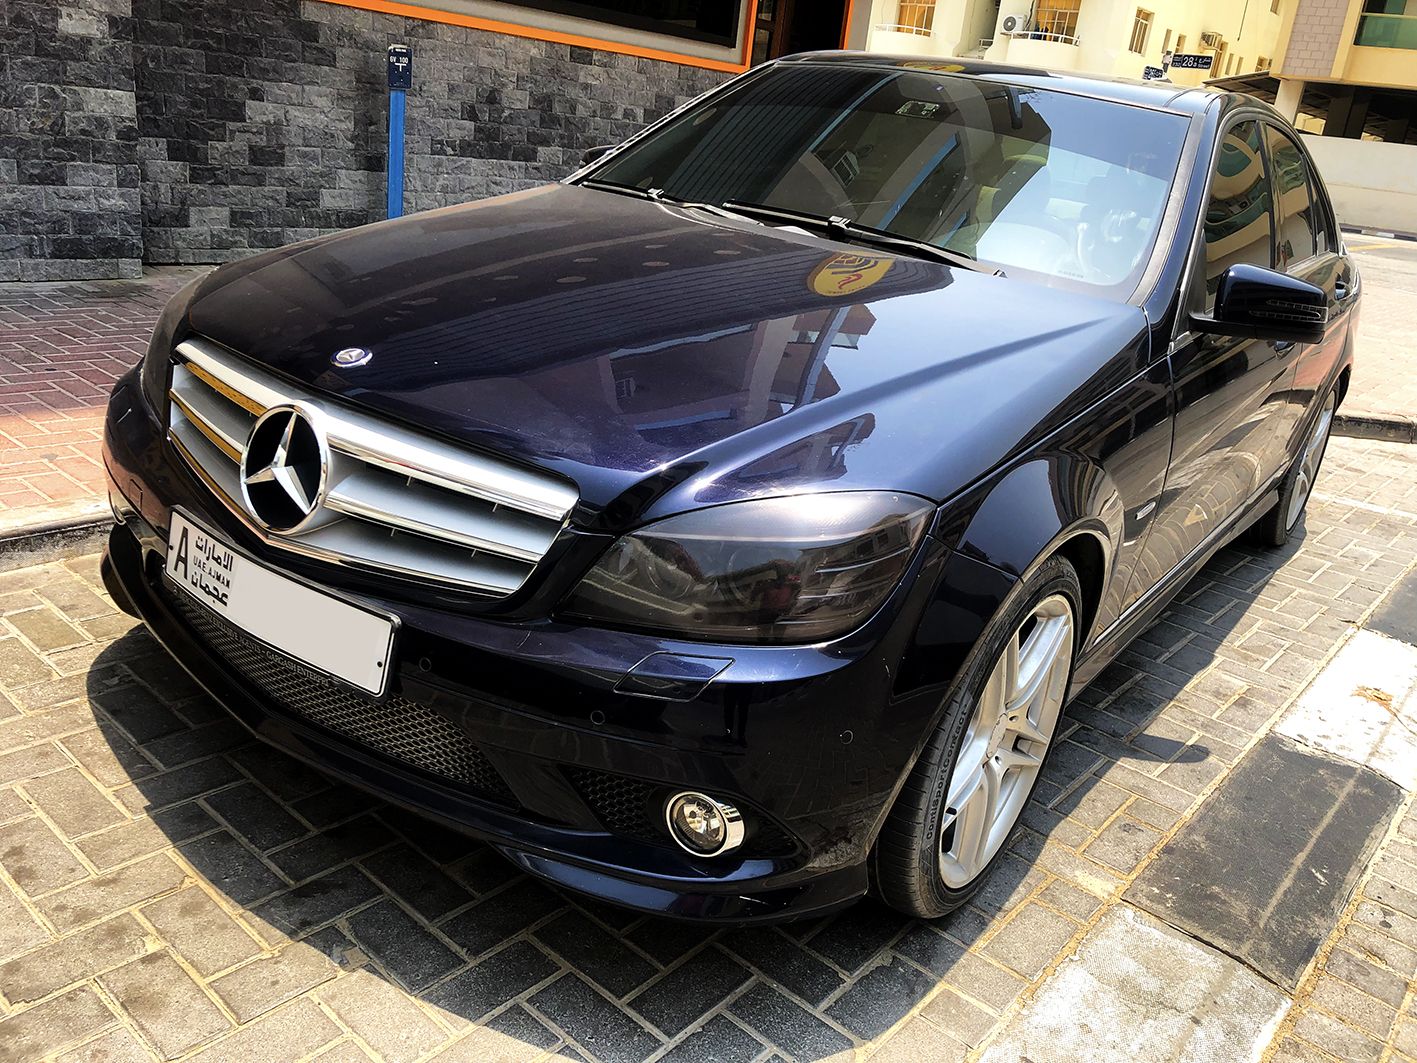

{"left": 563, "top": 492, "right": 934, "bottom": 643}
{"left": 139, "top": 273, "right": 206, "bottom": 415}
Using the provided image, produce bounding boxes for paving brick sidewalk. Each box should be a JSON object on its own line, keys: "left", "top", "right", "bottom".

{"left": 0, "top": 435, "right": 1414, "bottom": 1063}
{"left": 0, "top": 269, "right": 205, "bottom": 535}
{"left": 1343, "top": 236, "right": 1417, "bottom": 435}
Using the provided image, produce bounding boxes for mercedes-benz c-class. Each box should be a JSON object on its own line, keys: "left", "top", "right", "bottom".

{"left": 102, "top": 54, "right": 1358, "bottom": 921}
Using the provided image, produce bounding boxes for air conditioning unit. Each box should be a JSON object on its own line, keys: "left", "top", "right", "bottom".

{"left": 1200, "top": 30, "right": 1224, "bottom": 48}
{"left": 998, "top": 1, "right": 1032, "bottom": 36}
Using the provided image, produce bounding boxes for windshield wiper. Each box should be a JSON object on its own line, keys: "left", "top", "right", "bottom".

{"left": 722, "top": 200, "right": 1002, "bottom": 276}
{"left": 579, "top": 181, "right": 764, "bottom": 225}
{"left": 579, "top": 179, "right": 656, "bottom": 199}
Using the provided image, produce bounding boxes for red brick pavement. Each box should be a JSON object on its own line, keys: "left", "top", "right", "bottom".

{"left": 0, "top": 269, "right": 206, "bottom": 533}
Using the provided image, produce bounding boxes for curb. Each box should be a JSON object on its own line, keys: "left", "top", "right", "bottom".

{"left": 1342, "top": 225, "right": 1417, "bottom": 242}
{"left": 1334, "top": 412, "right": 1417, "bottom": 445}
{"left": 0, "top": 504, "right": 113, "bottom": 573}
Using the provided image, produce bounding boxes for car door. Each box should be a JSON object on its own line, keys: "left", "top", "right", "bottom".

{"left": 1124, "top": 117, "right": 1294, "bottom": 600}
{"left": 1262, "top": 123, "right": 1356, "bottom": 446}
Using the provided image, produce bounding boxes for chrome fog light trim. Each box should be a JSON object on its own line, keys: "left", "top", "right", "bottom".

{"left": 665, "top": 791, "right": 745, "bottom": 857}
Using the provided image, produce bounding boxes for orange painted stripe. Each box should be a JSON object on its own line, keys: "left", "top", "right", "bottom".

{"left": 312, "top": 0, "right": 759, "bottom": 73}
{"left": 841, "top": 0, "right": 858, "bottom": 48}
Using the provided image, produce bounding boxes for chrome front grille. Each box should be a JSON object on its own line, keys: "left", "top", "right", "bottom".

{"left": 166, "top": 338, "right": 578, "bottom": 595}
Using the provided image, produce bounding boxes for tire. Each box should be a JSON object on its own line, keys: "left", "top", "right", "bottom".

{"left": 1252, "top": 388, "right": 1337, "bottom": 548}
{"left": 873, "top": 555, "right": 1081, "bottom": 919}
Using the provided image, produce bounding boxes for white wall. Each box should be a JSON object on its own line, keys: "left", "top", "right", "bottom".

{"left": 1302, "top": 136, "right": 1417, "bottom": 235}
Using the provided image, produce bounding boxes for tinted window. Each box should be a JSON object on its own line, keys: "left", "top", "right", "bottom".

{"left": 590, "top": 65, "right": 1189, "bottom": 295}
{"left": 1202, "top": 121, "right": 1273, "bottom": 304}
{"left": 1264, "top": 125, "right": 1320, "bottom": 267}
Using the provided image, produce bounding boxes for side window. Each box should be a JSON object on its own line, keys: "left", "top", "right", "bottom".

{"left": 1263, "top": 125, "right": 1319, "bottom": 268}
{"left": 1202, "top": 121, "right": 1274, "bottom": 307}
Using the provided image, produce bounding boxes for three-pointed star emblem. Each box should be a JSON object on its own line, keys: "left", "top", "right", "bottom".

{"left": 239, "top": 406, "right": 326, "bottom": 532}
{"left": 244, "top": 412, "right": 315, "bottom": 512}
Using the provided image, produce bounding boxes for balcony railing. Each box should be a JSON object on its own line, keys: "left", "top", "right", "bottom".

{"left": 1355, "top": 12, "right": 1417, "bottom": 49}
{"left": 1008, "top": 29, "right": 1081, "bottom": 45}
{"left": 874, "top": 22, "right": 934, "bottom": 36}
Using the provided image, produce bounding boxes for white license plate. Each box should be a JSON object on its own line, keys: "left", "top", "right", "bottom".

{"left": 165, "top": 511, "right": 396, "bottom": 695}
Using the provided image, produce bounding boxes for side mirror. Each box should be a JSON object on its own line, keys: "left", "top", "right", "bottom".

{"left": 581, "top": 144, "right": 616, "bottom": 166}
{"left": 1190, "top": 263, "right": 1328, "bottom": 345}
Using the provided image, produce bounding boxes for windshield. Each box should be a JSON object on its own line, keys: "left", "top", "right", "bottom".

{"left": 586, "top": 63, "right": 1190, "bottom": 295}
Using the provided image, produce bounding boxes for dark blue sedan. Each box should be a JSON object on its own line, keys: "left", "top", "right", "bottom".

{"left": 101, "top": 54, "right": 1358, "bottom": 922}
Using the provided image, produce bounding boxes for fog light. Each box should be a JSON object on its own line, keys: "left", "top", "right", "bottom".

{"left": 665, "top": 791, "right": 744, "bottom": 857}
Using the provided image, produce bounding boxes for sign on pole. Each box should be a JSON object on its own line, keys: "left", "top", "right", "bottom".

{"left": 1169, "top": 52, "right": 1215, "bottom": 70}
{"left": 386, "top": 44, "right": 411, "bottom": 220}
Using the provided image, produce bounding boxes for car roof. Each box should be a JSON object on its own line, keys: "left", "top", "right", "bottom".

{"left": 777, "top": 51, "right": 1242, "bottom": 117}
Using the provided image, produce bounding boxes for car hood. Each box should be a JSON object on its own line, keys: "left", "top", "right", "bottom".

{"left": 184, "top": 183, "right": 1149, "bottom": 525}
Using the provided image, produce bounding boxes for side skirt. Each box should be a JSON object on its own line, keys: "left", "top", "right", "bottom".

{"left": 1070, "top": 484, "right": 1279, "bottom": 691}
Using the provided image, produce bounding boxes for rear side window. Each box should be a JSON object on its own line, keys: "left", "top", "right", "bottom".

{"left": 1202, "top": 120, "right": 1274, "bottom": 306}
{"left": 1264, "top": 125, "right": 1320, "bottom": 267}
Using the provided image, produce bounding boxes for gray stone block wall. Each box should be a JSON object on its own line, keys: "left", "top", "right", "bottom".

{"left": 0, "top": 0, "right": 144, "bottom": 281}
{"left": 131, "top": 0, "right": 728, "bottom": 266}
{"left": 3, "top": 0, "right": 727, "bottom": 278}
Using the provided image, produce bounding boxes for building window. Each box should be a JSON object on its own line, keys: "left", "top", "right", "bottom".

{"left": 1225, "top": 54, "right": 1234, "bottom": 73}
{"left": 1161, "top": 28, "right": 1172, "bottom": 53}
{"left": 1356, "top": 0, "right": 1417, "bottom": 48}
{"left": 896, "top": 0, "right": 937, "bottom": 34}
{"left": 498, "top": 0, "right": 742, "bottom": 46}
{"left": 1129, "top": 9, "right": 1153, "bottom": 53}
{"left": 1271, "top": 0, "right": 1280, "bottom": 12}
{"left": 1257, "top": 55, "right": 1270, "bottom": 69}
{"left": 1034, "top": 0, "right": 1082, "bottom": 41}
{"left": 1175, "top": 33, "right": 1187, "bottom": 53}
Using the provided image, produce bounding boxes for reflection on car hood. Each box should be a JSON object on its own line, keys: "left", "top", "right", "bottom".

{"left": 184, "top": 183, "right": 1148, "bottom": 520}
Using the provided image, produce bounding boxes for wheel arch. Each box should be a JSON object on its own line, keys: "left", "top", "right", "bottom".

{"left": 945, "top": 454, "right": 1124, "bottom": 652}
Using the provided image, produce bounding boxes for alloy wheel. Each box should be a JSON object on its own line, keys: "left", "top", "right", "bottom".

{"left": 939, "top": 594, "right": 1074, "bottom": 888}
{"left": 1286, "top": 392, "right": 1337, "bottom": 531}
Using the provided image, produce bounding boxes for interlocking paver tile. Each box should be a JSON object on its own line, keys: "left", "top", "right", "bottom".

{"left": 655, "top": 1014, "right": 765, "bottom": 1063}
{"left": 826, "top": 956, "right": 936, "bottom": 1039}
{"left": 185, "top": 998, "right": 341, "bottom": 1063}
{"left": 0, "top": 985, "right": 118, "bottom": 1063}
{"left": 99, "top": 950, "right": 232, "bottom": 1059}
{"left": 0, "top": 813, "right": 90, "bottom": 894}
{"left": 728, "top": 982, "right": 852, "bottom": 1060}
{"left": 140, "top": 885, "right": 262, "bottom": 977}
{"left": 429, "top": 940, "right": 560, "bottom": 1025}
{"left": 346, "top": 898, "right": 464, "bottom": 992}
{"left": 210, "top": 929, "right": 343, "bottom": 1023}
{"left": 52, "top": 1027, "right": 155, "bottom": 1063}
{"left": 0, "top": 435, "right": 1413, "bottom": 1062}
{"left": 319, "top": 968, "right": 449, "bottom": 1063}
{"left": 21, "top": 766, "right": 126, "bottom": 837}
{"left": 0, "top": 913, "right": 151, "bottom": 1004}
{"left": 0, "top": 270, "right": 203, "bottom": 534}
{"left": 38, "top": 851, "right": 188, "bottom": 931}
{"left": 534, "top": 909, "right": 657, "bottom": 997}
{"left": 627, "top": 946, "right": 751, "bottom": 1036}
{"left": 530, "top": 974, "right": 664, "bottom": 1063}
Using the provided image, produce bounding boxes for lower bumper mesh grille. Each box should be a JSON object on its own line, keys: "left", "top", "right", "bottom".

{"left": 164, "top": 579, "right": 516, "bottom": 805}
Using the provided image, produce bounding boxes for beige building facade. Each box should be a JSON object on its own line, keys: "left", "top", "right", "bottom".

{"left": 865, "top": 0, "right": 1287, "bottom": 85}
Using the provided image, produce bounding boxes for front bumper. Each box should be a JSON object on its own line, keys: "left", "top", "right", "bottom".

{"left": 102, "top": 369, "right": 954, "bottom": 922}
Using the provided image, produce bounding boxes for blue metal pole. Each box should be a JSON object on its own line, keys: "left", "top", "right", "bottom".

{"left": 387, "top": 88, "right": 405, "bottom": 220}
